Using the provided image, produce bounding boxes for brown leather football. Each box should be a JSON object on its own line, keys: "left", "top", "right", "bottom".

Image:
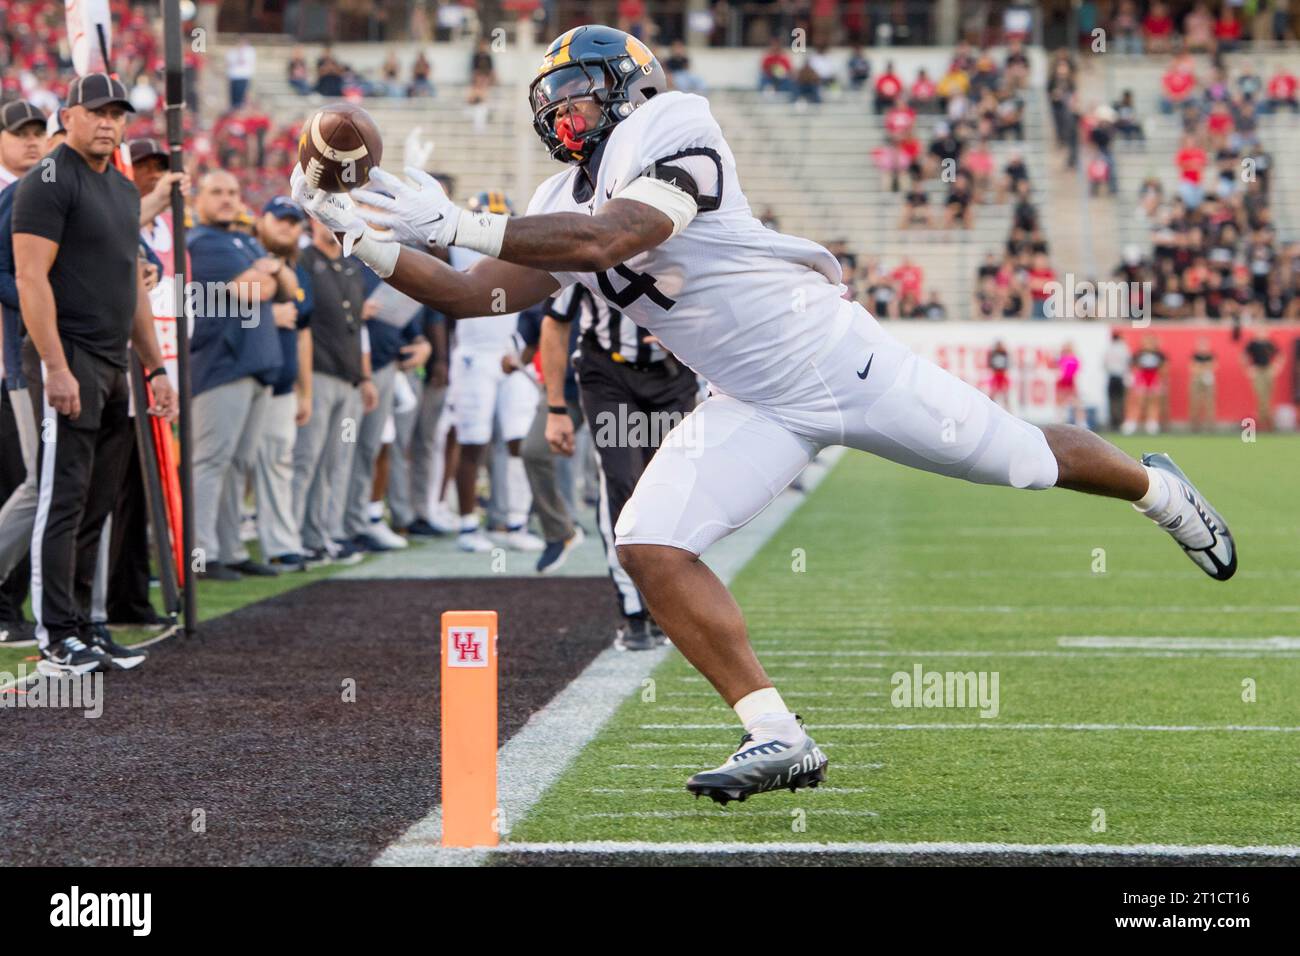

{"left": 297, "top": 103, "right": 383, "bottom": 193}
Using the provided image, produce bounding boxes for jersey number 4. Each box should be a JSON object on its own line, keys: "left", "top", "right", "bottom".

{"left": 597, "top": 263, "right": 677, "bottom": 310}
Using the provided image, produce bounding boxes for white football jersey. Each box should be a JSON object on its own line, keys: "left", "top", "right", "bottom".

{"left": 525, "top": 91, "right": 851, "bottom": 404}
{"left": 449, "top": 246, "right": 521, "bottom": 353}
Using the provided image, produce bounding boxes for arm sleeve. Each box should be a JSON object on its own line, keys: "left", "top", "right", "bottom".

{"left": 11, "top": 165, "right": 71, "bottom": 244}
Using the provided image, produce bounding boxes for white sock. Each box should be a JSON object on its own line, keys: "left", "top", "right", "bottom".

{"left": 459, "top": 514, "right": 479, "bottom": 534}
{"left": 733, "top": 687, "right": 802, "bottom": 740}
{"left": 1133, "top": 465, "right": 1170, "bottom": 514}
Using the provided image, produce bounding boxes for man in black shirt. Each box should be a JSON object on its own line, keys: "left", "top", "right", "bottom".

{"left": 1243, "top": 328, "right": 1283, "bottom": 431}
{"left": 12, "top": 74, "right": 176, "bottom": 674}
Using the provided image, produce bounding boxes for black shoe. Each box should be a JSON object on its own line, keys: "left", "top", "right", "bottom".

{"left": 0, "top": 620, "right": 36, "bottom": 646}
{"left": 405, "top": 518, "right": 447, "bottom": 538}
{"left": 37, "top": 636, "right": 112, "bottom": 676}
{"left": 198, "top": 563, "right": 242, "bottom": 582}
{"left": 268, "top": 553, "right": 308, "bottom": 573}
{"left": 86, "top": 623, "right": 148, "bottom": 670}
{"left": 614, "top": 616, "right": 657, "bottom": 652}
{"left": 329, "top": 539, "right": 365, "bottom": 566}
{"left": 302, "top": 547, "right": 333, "bottom": 569}
{"left": 228, "top": 559, "right": 280, "bottom": 577}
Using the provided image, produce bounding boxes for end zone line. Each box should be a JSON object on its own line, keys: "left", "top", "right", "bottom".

{"left": 478, "top": 840, "right": 1300, "bottom": 859}
{"left": 372, "top": 450, "right": 845, "bottom": 867}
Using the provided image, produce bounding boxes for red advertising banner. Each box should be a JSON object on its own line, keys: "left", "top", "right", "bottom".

{"left": 1113, "top": 323, "right": 1300, "bottom": 426}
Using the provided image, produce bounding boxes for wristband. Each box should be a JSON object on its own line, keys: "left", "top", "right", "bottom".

{"left": 547, "top": 405, "right": 568, "bottom": 415}
{"left": 352, "top": 230, "right": 400, "bottom": 278}
{"left": 146, "top": 367, "right": 168, "bottom": 382}
{"left": 452, "top": 208, "right": 508, "bottom": 258}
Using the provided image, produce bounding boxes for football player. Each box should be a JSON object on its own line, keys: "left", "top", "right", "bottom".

{"left": 292, "top": 25, "right": 1237, "bottom": 805}
{"left": 445, "top": 191, "right": 544, "bottom": 553}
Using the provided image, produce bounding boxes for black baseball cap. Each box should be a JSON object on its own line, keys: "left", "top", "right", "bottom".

{"left": 65, "top": 73, "right": 135, "bottom": 112}
{"left": 128, "top": 137, "right": 168, "bottom": 165}
{"left": 0, "top": 100, "right": 47, "bottom": 134}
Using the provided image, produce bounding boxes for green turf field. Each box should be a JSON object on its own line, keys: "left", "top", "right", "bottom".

{"left": 511, "top": 435, "right": 1300, "bottom": 847}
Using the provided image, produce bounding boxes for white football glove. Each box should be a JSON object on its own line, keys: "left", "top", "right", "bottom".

{"left": 290, "top": 164, "right": 367, "bottom": 256}
{"left": 353, "top": 167, "right": 460, "bottom": 249}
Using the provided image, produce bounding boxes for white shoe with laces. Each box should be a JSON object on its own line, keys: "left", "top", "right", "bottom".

{"left": 457, "top": 530, "right": 496, "bottom": 553}
{"left": 1136, "top": 452, "right": 1237, "bottom": 581}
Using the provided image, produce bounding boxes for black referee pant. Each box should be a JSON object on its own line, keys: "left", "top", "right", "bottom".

{"left": 576, "top": 344, "right": 698, "bottom": 620}
{"left": 23, "top": 337, "right": 135, "bottom": 650}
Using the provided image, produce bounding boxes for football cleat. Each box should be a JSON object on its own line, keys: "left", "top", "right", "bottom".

{"left": 1139, "top": 452, "right": 1237, "bottom": 581}
{"left": 686, "top": 722, "right": 829, "bottom": 806}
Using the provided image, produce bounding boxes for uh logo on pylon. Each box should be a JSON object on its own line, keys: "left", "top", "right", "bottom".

{"left": 448, "top": 626, "right": 489, "bottom": 667}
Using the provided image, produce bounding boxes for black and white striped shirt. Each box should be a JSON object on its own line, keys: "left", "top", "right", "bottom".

{"left": 548, "top": 283, "right": 668, "bottom": 366}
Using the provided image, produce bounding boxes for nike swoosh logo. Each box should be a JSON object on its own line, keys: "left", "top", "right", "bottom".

{"left": 857, "top": 354, "right": 874, "bottom": 380}
{"left": 605, "top": 187, "right": 614, "bottom": 199}
{"left": 431, "top": 213, "right": 443, "bottom": 223}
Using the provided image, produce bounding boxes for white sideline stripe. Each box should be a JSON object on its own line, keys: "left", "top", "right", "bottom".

{"left": 373, "top": 450, "right": 845, "bottom": 867}
{"left": 579, "top": 809, "right": 879, "bottom": 820}
{"left": 884, "top": 605, "right": 1300, "bottom": 614}
{"left": 589, "top": 787, "right": 872, "bottom": 795}
{"left": 753, "top": 723, "right": 1300, "bottom": 733}
{"left": 649, "top": 704, "right": 883, "bottom": 713}
{"left": 609, "top": 763, "right": 885, "bottom": 771}
{"left": 487, "top": 841, "right": 1300, "bottom": 859}
{"left": 754, "top": 649, "right": 1300, "bottom": 659}
{"left": 1059, "top": 636, "right": 1300, "bottom": 650}
{"left": 679, "top": 670, "right": 887, "bottom": 679}
{"left": 628, "top": 741, "right": 870, "bottom": 749}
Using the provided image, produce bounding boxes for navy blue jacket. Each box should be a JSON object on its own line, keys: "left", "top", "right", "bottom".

{"left": 0, "top": 181, "right": 24, "bottom": 388}
{"left": 187, "top": 224, "right": 282, "bottom": 395}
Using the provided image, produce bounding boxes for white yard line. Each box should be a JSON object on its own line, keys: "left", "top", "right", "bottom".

{"left": 1059, "top": 636, "right": 1300, "bottom": 650}
{"left": 489, "top": 840, "right": 1300, "bottom": 859}
{"left": 373, "top": 451, "right": 845, "bottom": 866}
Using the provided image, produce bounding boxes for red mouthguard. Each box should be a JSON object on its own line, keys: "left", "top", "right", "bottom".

{"left": 555, "top": 113, "right": 588, "bottom": 151}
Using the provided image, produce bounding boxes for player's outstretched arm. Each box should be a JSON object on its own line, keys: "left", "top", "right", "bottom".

{"left": 384, "top": 243, "right": 561, "bottom": 319}
{"left": 352, "top": 167, "right": 675, "bottom": 274}
{"left": 496, "top": 200, "right": 674, "bottom": 272}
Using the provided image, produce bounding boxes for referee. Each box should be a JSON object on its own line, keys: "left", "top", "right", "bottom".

{"left": 542, "top": 284, "right": 698, "bottom": 651}
{"left": 13, "top": 73, "right": 177, "bottom": 675}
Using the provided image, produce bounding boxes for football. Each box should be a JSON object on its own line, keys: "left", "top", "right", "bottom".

{"left": 296, "top": 103, "right": 383, "bottom": 193}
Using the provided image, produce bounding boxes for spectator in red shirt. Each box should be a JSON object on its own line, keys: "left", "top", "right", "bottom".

{"left": 874, "top": 62, "right": 902, "bottom": 114}
{"left": 884, "top": 100, "right": 915, "bottom": 138}
{"left": 1160, "top": 55, "right": 1196, "bottom": 114}
{"left": 1205, "top": 101, "right": 1234, "bottom": 145}
{"left": 891, "top": 258, "right": 924, "bottom": 300}
{"left": 1143, "top": 1, "right": 1175, "bottom": 54}
{"left": 1028, "top": 253, "right": 1057, "bottom": 319}
{"left": 1266, "top": 68, "right": 1299, "bottom": 114}
{"left": 910, "top": 69, "right": 937, "bottom": 113}
{"left": 1213, "top": 7, "right": 1242, "bottom": 52}
{"left": 758, "top": 39, "right": 793, "bottom": 95}
{"left": 1175, "top": 135, "right": 1207, "bottom": 184}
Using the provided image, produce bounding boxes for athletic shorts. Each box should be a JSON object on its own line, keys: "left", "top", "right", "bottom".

{"left": 614, "top": 301, "right": 1059, "bottom": 555}
{"left": 447, "top": 347, "right": 537, "bottom": 445}
{"left": 1132, "top": 368, "right": 1162, "bottom": 393}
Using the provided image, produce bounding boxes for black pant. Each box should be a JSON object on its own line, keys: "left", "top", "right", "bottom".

{"left": 0, "top": 385, "right": 29, "bottom": 620}
{"left": 23, "top": 338, "right": 135, "bottom": 647}
{"left": 104, "top": 431, "right": 156, "bottom": 623}
{"left": 576, "top": 345, "right": 698, "bottom": 619}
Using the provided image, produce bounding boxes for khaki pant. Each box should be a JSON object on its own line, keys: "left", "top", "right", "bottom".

{"left": 1251, "top": 368, "right": 1276, "bottom": 427}
{"left": 1188, "top": 376, "right": 1215, "bottom": 431}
